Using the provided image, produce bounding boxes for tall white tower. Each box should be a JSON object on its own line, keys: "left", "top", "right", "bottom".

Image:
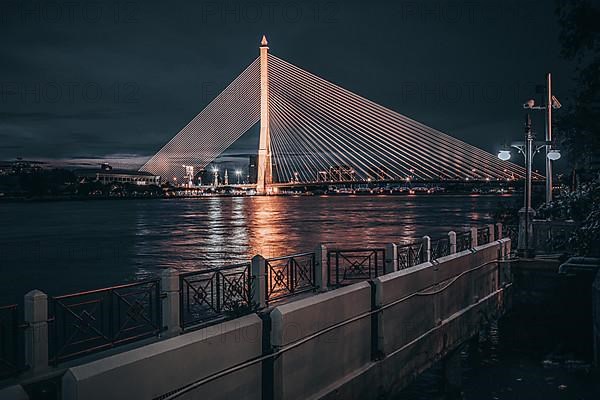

{"left": 256, "top": 35, "right": 272, "bottom": 194}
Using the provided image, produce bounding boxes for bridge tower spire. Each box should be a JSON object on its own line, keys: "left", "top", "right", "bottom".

{"left": 256, "top": 34, "right": 272, "bottom": 194}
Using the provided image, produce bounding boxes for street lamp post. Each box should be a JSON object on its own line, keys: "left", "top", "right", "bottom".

{"left": 523, "top": 73, "right": 561, "bottom": 203}
{"left": 235, "top": 170, "right": 241, "bottom": 184}
{"left": 498, "top": 114, "right": 561, "bottom": 257}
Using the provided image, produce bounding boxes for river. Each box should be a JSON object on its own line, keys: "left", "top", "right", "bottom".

{"left": 0, "top": 194, "right": 516, "bottom": 304}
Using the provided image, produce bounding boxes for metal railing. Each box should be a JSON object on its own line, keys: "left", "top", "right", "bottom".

{"left": 49, "top": 279, "right": 162, "bottom": 365}
{"left": 477, "top": 226, "right": 491, "bottom": 246}
{"left": 397, "top": 242, "right": 424, "bottom": 269}
{"left": 327, "top": 248, "right": 385, "bottom": 286}
{"left": 431, "top": 236, "right": 450, "bottom": 260}
{"left": 180, "top": 263, "right": 253, "bottom": 330}
{"left": 532, "top": 220, "right": 577, "bottom": 254}
{"left": 0, "top": 304, "right": 19, "bottom": 379}
{"left": 456, "top": 231, "right": 472, "bottom": 252}
{"left": 266, "top": 253, "right": 316, "bottom": 303}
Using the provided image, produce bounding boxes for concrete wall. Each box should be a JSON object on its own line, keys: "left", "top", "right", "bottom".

{"left": 0, "top": 385, "right": 28, "bottom": 400}
{"left": 62, "top": 314, "right": 263, "bottom": 400}
{"left": 374, "top": 242, "right": 502, "bottom": 356}
{"left": 59, "top": 239, "right": 510, "bottom": 400}
{"left": 320, "top": 240, "right": 509, "bottom": 400}
{"left": 270, "top": 282, "right": 372, "bottom": 400}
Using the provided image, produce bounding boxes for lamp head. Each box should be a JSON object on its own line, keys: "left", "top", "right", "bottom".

{"left": 523, "top": 99, "right": 535, "bottom": 109}
{"left": 498, "top": 150, "right": 511, "bottom": 161}
{"left": 547, "top": 149, "right": 561, "bottom": 160}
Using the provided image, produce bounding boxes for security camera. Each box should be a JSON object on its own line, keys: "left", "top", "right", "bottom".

{"left": 523, "top": 99, "right": 535, "bottom": 109}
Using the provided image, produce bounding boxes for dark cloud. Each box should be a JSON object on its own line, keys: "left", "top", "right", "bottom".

{"left": 0, "top": 110, "right": 144, "bottom": 122}
{"left": 0, "top": 0, "right": 575, "bottom": 167}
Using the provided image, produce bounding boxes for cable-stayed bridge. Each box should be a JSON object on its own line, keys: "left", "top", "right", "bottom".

{"left": 140, "top": 36, "right": 539, "bottom": 194}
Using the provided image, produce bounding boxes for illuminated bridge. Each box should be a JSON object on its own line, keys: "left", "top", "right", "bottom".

{"left": 140, "top": 36, "right": 540, "bottom": 194}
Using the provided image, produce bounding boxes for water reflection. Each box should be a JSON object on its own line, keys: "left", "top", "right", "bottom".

{"left": 0, "top": 195, "right": 518, "bottom": 303}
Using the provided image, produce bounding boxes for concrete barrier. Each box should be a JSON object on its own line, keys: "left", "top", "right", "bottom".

{"left": 0, "top": 385, "right": 29, "bottom": 400}
{"left": 270, "top": 282, "right": 372, "bottom": 400}
{"left": 62, "top": 314, "right": 263, "bottom": 400}
{"left": 317, "top": 241, "right": 508, "bottom": 400}
{"left": 375, "top": 241, "right": 503, "bottom": 356}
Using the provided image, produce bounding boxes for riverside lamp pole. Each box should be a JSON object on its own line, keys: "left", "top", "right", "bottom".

{"left": 523, "top": 73, "right": 562, "bottom": 203}
{"left": 498, "top": 114, "right": 561, "bottom": 257}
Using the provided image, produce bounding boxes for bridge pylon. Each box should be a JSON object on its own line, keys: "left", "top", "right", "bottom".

{"left": 256, "top": 35, "right": 272, "bottom": 194}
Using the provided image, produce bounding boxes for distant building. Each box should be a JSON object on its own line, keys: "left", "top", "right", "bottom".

{"left": 195, "top": 169, "right": 207, "bottom": 186}
{"left": 248, "top": 155, "right": 258, "bottom": 184}
{"left": 0, "top": 161, "right": 13, "bottom": 176}
{"left": 0, "top": 158, "right": 43, "bottom": 175}
{"left": 77, "top": 165, "right": 161, "bottom": 186}
{"left": 183, "top": 165, "right": 195, "bottom": 187}
{"left": 198, "top": 168, "right": 213, "bottom": 186}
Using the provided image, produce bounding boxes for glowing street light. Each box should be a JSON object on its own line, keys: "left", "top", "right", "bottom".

{"left": 235, "top": 169, "right": 242, "bottom": 184}
{"left": 547, "top": 149, "right": 561, "bottom": 161}
{"left": 497, "top": 114, "right": 561, "bottom": 257}
{"left": 497, "top": 147, "right": 560, "bottom": 162}
{"left": 497, "top": 150, "right": 511, "bottom": 161}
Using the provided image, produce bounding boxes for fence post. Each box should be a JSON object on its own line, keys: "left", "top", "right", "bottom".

{"left": 422, "top": 236, "right": 431, "bottom": 262}
{"left": 384, "top": 243, "right": 398, "bottom": 273}
{"left": 314, "top": 244, "right": 329, "bottom": 291}
{"left": 161, "top": 268, "right": 180, "bottom": 337}
{"left": 488, "top": 223, "right": 495, "bottom": 242}
{"left": 251, "top": 255, "right": 267, "bottom": 308}
{"left": 448, "top": 231, "right": 457, "bottom": 254}
{"left": 24, "top": 289, "right": 48, "bottom": 372}
{"left": 470, "top": 227, "right": 478, "bottom": 248}
{"left": 496, "top": 222, "right": 503, "bottom": 240}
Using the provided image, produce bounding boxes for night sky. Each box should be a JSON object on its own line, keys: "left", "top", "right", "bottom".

{"left": 0, "top": 0, "right": 574, "bottom": 169}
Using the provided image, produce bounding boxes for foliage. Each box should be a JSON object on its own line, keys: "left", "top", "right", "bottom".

{"left": 17, "top": 168, "right": 77, "bottom": 196}
{"left": 537, "top": 178, "right": 600, "bottom": 255}
{"left": 0, "top": 167, "right": 163, "bottom": 199}
{"left": 555, "top": 0, "right": 600, "bottom": 171}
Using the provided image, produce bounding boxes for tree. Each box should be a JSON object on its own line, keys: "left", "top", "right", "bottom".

{"left": 555, "top": 0, "right": 600, "bottom": 176}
